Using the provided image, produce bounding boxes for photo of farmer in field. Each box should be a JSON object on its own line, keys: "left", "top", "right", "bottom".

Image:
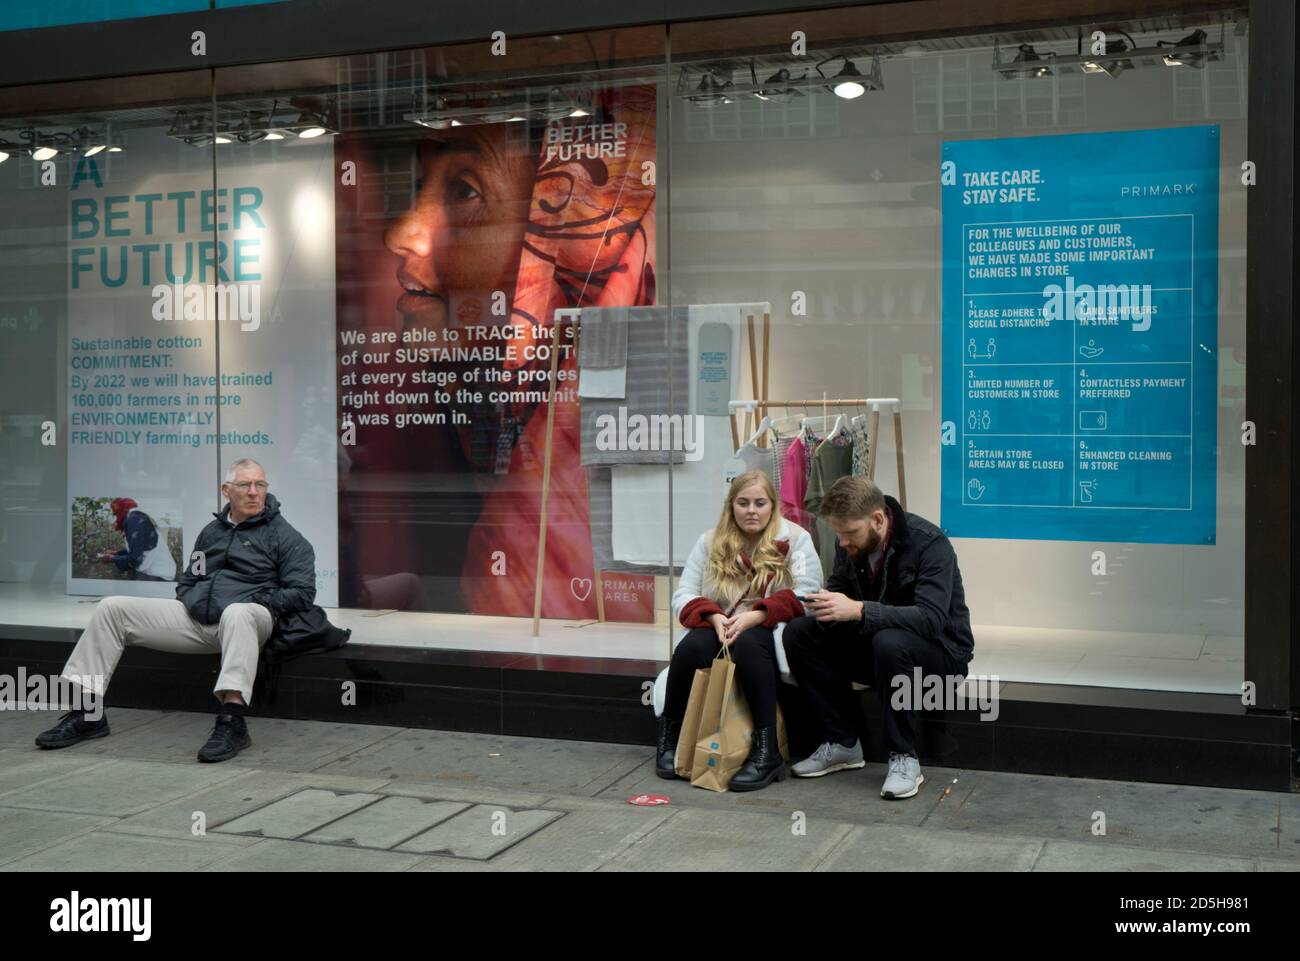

{"left": 71, "top": 497, "right": 182, "bottom": 582}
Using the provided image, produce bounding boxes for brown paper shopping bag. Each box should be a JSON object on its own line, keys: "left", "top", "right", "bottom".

{"left": 674, "top": 666, "right": 713, "bottom": 778}
{"left": 690, "top": 646, "right": 755, "bottom": 792}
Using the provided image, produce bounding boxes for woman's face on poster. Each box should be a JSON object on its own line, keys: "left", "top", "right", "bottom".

{"left": 384, "top": 125, "right": 536, "bottom": 335}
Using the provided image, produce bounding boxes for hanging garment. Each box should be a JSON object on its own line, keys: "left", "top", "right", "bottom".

{"left": 770, "top": 430, "right": 795, "bottom": 504}
{"left": 733, "top": 436, "right": 776, "bottom": 484}
{"left": 804, "top": 433, "right": 855, "bottom": 578}
{"left": 577, "top": 305, "right": 630, "bottom": 399}
{"left": 850, "top": 417, "right": 872, "bottom": 477}
{"left": 580, "top": 305, "right": 689, "bottom": 467}
{"left": 609, "top": 304, "right": 744, "bottom": 566}
{"left": 780, "top": 433, "right": 812, "bottom": 530}
{"left": 802, "top": 429, "right": 821, "bottom": 486}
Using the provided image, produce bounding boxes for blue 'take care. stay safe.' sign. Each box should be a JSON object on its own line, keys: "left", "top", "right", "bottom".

{"left": 940, "top": 126, "right": 1220, "bottom": 545}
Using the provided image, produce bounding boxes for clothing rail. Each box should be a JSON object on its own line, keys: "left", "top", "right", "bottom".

{"left": 728, "top": 397, "right": 907, "bottom": 511}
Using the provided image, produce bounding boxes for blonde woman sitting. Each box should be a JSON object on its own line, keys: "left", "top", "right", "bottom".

{"left": 654, "top": 469, "right": 821, "bottom": 791}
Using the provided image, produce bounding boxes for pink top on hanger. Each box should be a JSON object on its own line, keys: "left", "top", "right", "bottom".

{"left": 781, "top": 433, "right": 811, "bottom": 528}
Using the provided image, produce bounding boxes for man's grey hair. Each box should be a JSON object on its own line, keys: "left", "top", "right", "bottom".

{"left": 224, "top": 458, "right": 267, "bottom": 484}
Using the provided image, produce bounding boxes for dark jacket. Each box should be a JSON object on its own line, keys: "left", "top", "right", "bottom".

{"left": 112, "top": 510, "right": 157, "bottom": 572}
{"left": 176, "top": 493, "right": 316, "bottom": 626}
{"left": 825, "top": 495, "right": 974, "bottom": 667}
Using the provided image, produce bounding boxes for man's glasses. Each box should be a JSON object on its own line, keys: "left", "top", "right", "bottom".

{"left": 230, "top": 481, "right": 269, "bottom": 492}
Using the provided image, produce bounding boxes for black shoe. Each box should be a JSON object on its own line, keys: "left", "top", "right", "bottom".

{"left": 729, "top": 725, "right": 787, "bottom": 792}
{"left": 196, "top": 713, "right": 250, "bottom": 763}
{"left": 655, "top": 715, "right": 683, "bottom": 780}
{"left": 35, "top": 710, "right": 110, "bottom": 749}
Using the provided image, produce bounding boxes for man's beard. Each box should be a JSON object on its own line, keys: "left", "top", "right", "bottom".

{"left": 848, "top": 527, "right": 882, "bottom": 558}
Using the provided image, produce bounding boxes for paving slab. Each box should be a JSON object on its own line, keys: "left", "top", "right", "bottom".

{"left": 107, "top": 769, "right": 394, "bottom": 841}
{"left": 201, "top": 838, "right": 424, "bottom": 872}
{"left": 304, "top": 796, "right": 469, "bottom": 849}
{"left": 382, "top": 778, "right": 554, "bottom": 810}
{"left": 0, "top": 757, "right": 245, "bottom": 817}
{"left": 1, "top": 829, "right": 250, "bottom": 871}
{"left": 395, "top": 803, "right": 565, "bottom": 860}
{"left": 922, "top": 770, "right": 1292, "bottom": 860}
{"left": 313, "top": 728, "right": 648, "bottom": 796}
{"left": 214, "top": 788, "right": 383, "bottom": 839}
{"left": 817, "top": 823, "right": 1043, "bottom": 871}
{"left": 0, "top": 748, "right": 116, "bottom": 798}
{"left": 0, "top": 807, "right": 118, "bottom": 867}
{"left": 407, "top": 798, "right": 675, "bottom": 871}
{"left": 1256, "top": 859, "right": 1300, "bottom": 871}
{"left": 64, "top": 711, "right": 405, "bottom": 772}
{"left": 598, "top": 806, "right": 856, "bottom": 872}
{"left": 1032, "top": 839, "right": 1258, "bottom": 872}
{"left": 0, "top": 708, "right": 172, "bottom": 750}
{"left": 601, "top": 757, "right": 955, "bottom": 829}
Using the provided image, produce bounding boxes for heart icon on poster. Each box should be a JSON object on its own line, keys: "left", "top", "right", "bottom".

{"left": 570, "top": 577, "right": 593, "bottom": 601}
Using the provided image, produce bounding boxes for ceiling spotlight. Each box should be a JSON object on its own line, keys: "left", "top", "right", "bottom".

{"left": 263, "top": 131, "right": 285, "bottom": 140}
{"left": 815, "top": 55, "right": 883, "bottom": 99}
{"left": 1161, "top": 29, "right": 1210, "bottom": 67}
{"left": 753, "top": 67, "right": 804, "bottom": 102}
{"left": 31, "top": 144, "right": 58, "bottom": 161}
{"left": 0, "top": 151, "right": 9, "bottom": 164}
{"left": 999, "top": 44, "right": 1053, "bottom": 79}
{"left": 214, "top": 135, "right": 232, "bottom": 144}
{"left": 568, "top": 106, "right": 590, "bottom": 117}
{"left": 1080, "top": 38, "right": 1131, "bottom": 78}
{"left": 830, "top": 60, "right": 866, "bottom": 98}
{"left": 83, "top": 143, "right": 107, "bottom": 156}
{"left": 292, "top": 108, "right": 336, "bottom": 138}
{"left": 689, "top": 72, "right": 733, "bottom": 107}
{"left": 107, "top": 145, "right": 124, "bottom": 152}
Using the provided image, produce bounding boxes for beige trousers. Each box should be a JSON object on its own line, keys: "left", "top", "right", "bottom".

{"left": 62, "top": 596, "right": 273, "bottom": 705}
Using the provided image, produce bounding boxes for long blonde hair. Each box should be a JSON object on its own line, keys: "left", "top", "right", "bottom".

{"left": 704, "top": 470, "right": 791, "bottom": 607}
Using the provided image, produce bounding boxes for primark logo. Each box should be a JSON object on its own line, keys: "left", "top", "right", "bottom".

{"left": 593, "top": 406, "right": 705, "bottom": 461}
{"left": 50, "top": 891, "right": 151, "bottom": 941}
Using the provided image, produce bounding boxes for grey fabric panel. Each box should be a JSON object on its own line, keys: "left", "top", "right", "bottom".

{"left": 586, "top": 465, "right": 674, "bottom": 575}
{"left": 580, "top": 305, "right": 689, "bottom": 466}
{"left": 578, "top": 306, "right": 629, "bottom": 368}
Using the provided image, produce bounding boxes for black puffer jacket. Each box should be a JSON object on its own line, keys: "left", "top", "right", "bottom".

{"left": 825, "top": 495, "right": 974, "bottom": 666}
{"left": 176, "top": 493, "right": 316, "bottom": 625}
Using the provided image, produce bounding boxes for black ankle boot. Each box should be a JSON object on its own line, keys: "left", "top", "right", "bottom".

{"left": 729, "top": 725, "right": 786, "bottom": 792}
{"left": 655, "top": 715, "right": 683, "bottom": 780}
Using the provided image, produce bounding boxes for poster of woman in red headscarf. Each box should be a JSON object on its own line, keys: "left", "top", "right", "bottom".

{"left": 335, "top": 84, "right": 656, "bottom": 619}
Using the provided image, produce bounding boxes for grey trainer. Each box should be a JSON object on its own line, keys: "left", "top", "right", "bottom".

{"left": 791, "top": 739, "right": 866, "bottom": 778}
{"left": 880, "top": 752, "right": 924, "bottom": 799}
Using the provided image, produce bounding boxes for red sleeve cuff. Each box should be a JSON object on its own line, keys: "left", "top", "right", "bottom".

{"left": 753, "top": 589, "right": 804, "bottom": 629}
{"left": 680, "top": 597, "right": 725, "bottom": 628}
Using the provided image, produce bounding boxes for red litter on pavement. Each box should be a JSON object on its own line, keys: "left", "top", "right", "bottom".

{"left": 627, "top": 793, "right": 670, "bottom": 806}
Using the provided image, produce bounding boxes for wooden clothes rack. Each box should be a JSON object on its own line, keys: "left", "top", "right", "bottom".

{"left": 730, "top": 397, "right": 908, "bottom": 512}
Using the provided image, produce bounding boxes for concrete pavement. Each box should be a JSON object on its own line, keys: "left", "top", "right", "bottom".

{"left": 0, "top": 707, "right": 1297, "bottom": 871}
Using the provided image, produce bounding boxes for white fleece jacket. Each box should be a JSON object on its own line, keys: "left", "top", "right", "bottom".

{"left": 652, "top": 516, "right": 822, "bottom": 717}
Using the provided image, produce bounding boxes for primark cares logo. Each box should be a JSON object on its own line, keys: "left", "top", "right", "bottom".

{"left": 50, "top": 891, "right": 151, "bottom": 941}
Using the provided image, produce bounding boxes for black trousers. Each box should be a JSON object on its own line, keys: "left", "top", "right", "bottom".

{"left": 663, "top": 626, "right": 779, "bottom": 729}
{"left": 783, "top": 615, "right": 965, "bottom": 757}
